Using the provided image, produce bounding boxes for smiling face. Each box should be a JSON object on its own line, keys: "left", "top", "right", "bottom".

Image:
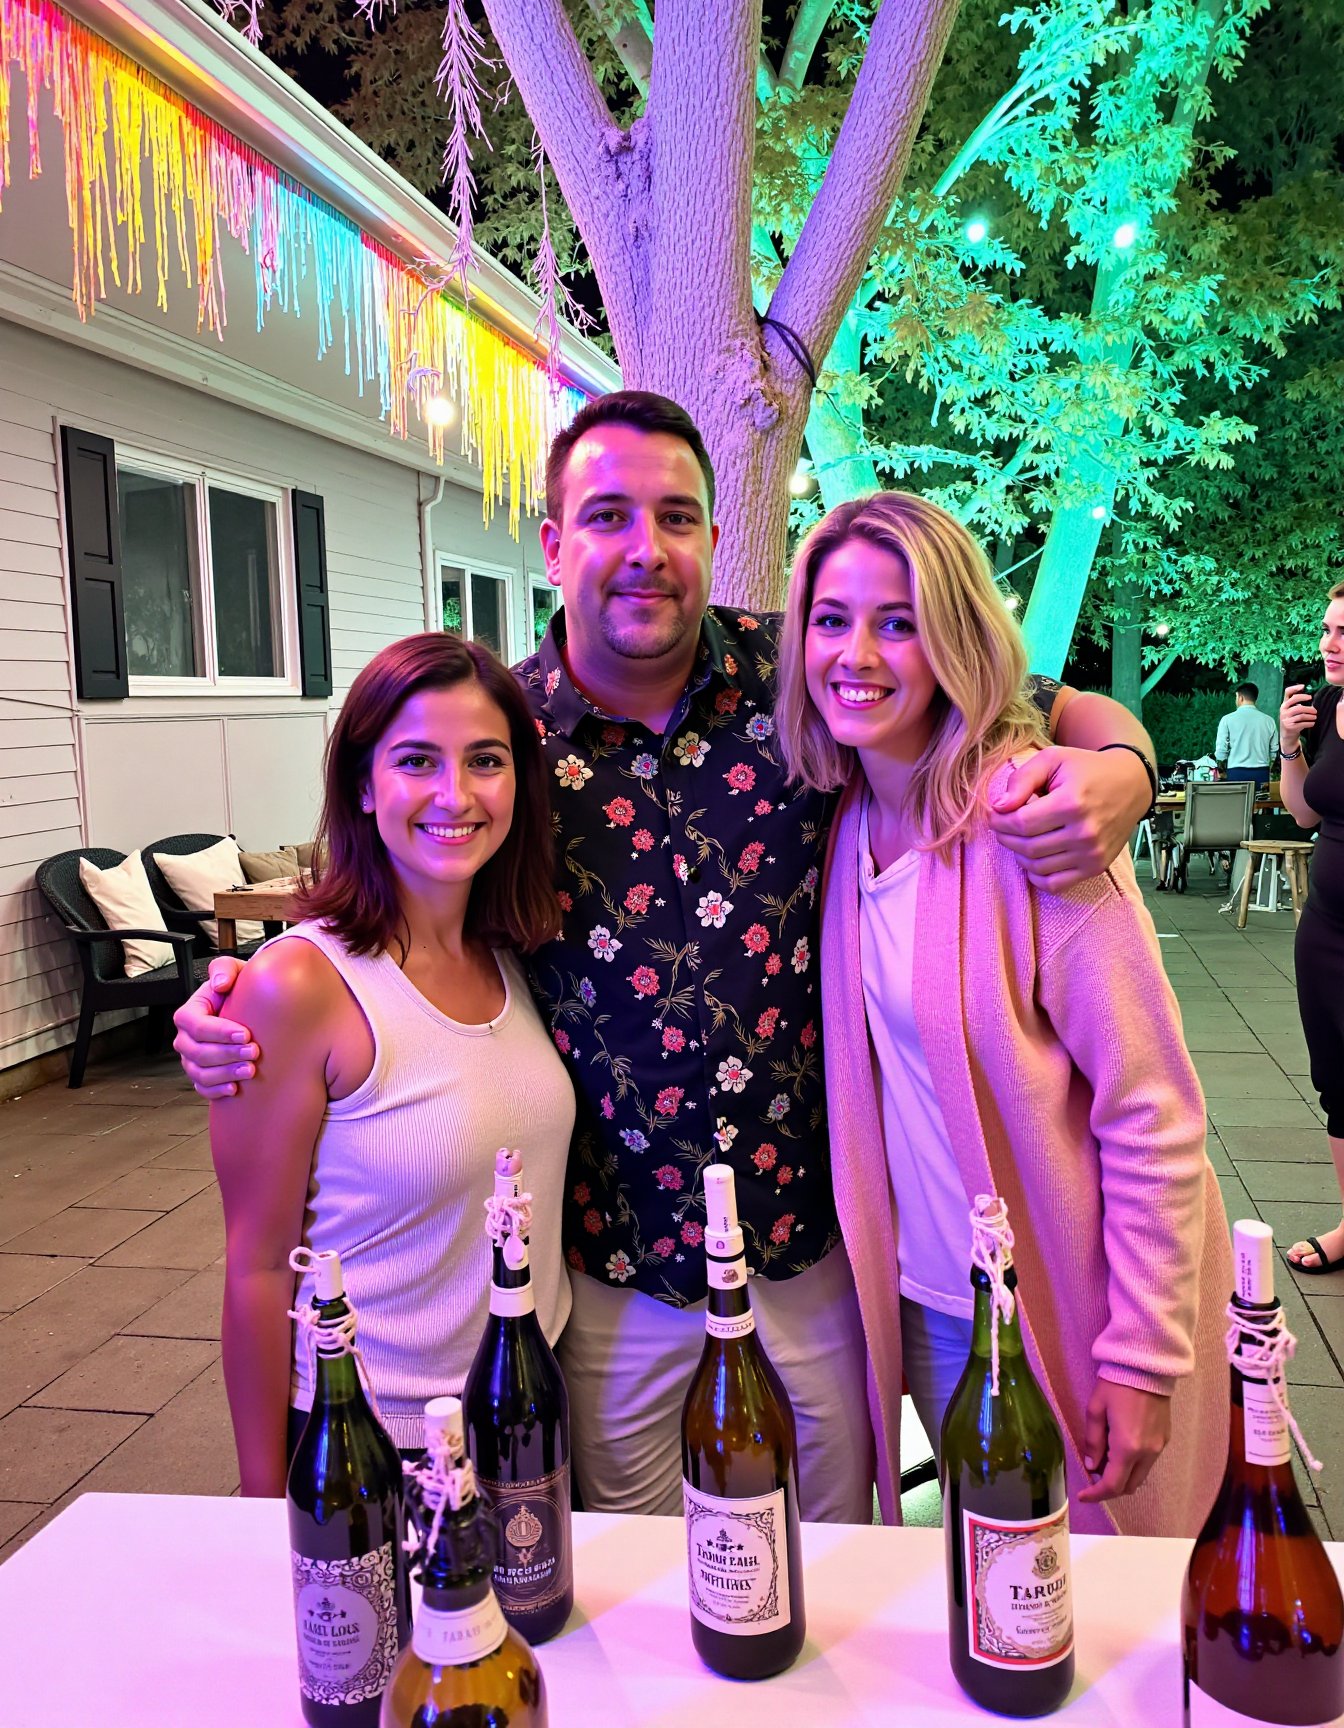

{"left": 1322, "top": 597, "right": 1344, "bottom": 684}
{"left": 803, "top": 537, "right": 940, "bottom": 765}
{"left": 363, "top": 682, "right": 516, "bottom": 907}
{"left": 539, "top": 422, "right": 718, "bottom": 688}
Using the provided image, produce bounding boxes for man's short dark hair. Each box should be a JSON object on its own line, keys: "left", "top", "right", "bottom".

{"left": 1237, "top": 682, "right": 1259, "bottom": 702}
{"left": 545, "top": 390, "right": 716, "bottom": 524}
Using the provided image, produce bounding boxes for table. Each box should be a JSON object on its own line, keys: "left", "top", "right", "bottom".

{"left": 4, "top": 1496, "right": 1337, "bottom": 1726}
{"left": 213, "top": 877, "right": 305, "bottom": 952}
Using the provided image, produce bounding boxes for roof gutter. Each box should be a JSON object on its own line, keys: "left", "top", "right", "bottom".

{"left": 59, "top": 0, "right": 620, "bottom": 400}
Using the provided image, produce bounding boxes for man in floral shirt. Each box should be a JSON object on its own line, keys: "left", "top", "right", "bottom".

{"left": 176, "top": 392, "right": 1159, "bottom": 1524}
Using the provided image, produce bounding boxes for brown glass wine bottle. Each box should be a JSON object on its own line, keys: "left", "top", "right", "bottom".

{"left": 680, "top": 1162, "right": 806, "bottom": 1680}
{"left": 941, "top": 1196, "right": 1074, "bottom": 1717}
{"left": 379, "top": 1397, "right": 547, "bottom": 1728}
{"left": 1182, "top": 1218, "right": 1344, "bottom": 1726}
{"left": 287, "top": 1248, "right": 411, "bottom": 1728}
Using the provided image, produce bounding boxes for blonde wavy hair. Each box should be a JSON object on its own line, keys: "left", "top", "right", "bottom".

{"left": 776, "top": 491, "right": 1045, "bottom": 854}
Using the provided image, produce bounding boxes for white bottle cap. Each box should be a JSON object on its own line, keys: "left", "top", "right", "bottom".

{"left": 424, "top": 1395, "right": 465, "bottom": 1456}
{"left": 311, "top": 1249, "right": 344, "bottom": 1303}
{"left": 704, "top": 1164, "right": 739, "bottom": 1235}
{"left": 1233, "top": 1219, "right": 1275, "bottom": 1305}
{"left": 494, "top": 1147, "right": 523, "bottom": 1198}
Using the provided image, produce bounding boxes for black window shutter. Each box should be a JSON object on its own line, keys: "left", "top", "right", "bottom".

{"left": 292, "top": 489, "right": 333, "bottom": 699}
{"left": 60, "top": 426, "right": 128, "bottom": 700}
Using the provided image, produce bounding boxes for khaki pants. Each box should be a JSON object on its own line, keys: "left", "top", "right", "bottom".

{"left": 556, "top": 1245, "right": 875, "bottom": 1524}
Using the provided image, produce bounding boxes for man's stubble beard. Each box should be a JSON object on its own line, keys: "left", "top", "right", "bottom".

{"left": 599, "top": 605, "right": 695, "bottom": 663}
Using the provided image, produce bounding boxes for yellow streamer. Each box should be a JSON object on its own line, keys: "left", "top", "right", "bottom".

{"left": 0, "top": 0, "right": 583, "bottom": 529}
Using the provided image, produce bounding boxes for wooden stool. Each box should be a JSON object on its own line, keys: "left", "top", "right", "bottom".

{"left": 1233, "top": 840, "right": 1314, "bottom": 929}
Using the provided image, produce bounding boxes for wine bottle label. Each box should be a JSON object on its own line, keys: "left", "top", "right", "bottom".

{"left": 412, "top": 1592, "right": 509, "bottom": 1666}
{"left": 479, "top": 1464, "right": 572, "bottom": 1614}
{"left": 683, "top": 1481, "right": 792, "bottom": 1637}
{"left": 1242, "top": 1379, "right": 1291, "bottom": 1466}
{"left": 489, "top": 1283, "right": 536, "bottom": 1317}
{"left": 962, "top": 1504, "right": 1073, "bottom": 1671}
{"left": 705, "top": 1308, "right": 756, "bottom": 1340}
{"left": 706, "top": 1251, "right": 748, "bottom": 1292}
{"left": 291, "top": 1542, "right": 400, "bottom": 1705}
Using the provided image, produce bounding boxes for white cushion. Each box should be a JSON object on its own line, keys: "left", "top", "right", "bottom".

{"left": 78, "top": 851, "right": 177, "bottom": 978}
{"left": 153, "top": 837, "right": 264, "bottom": 948}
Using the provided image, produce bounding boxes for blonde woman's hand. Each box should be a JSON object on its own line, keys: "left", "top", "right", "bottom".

{"left": 1077, "top": 1380, "right": 1172, "bottom": 1503}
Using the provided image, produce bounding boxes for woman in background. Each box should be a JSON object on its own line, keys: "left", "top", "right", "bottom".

{"left": 210, "top": 633, "right": 573, "bottom": 1493}
{"left": 776, "top": 491, "right": 1232, "bottom": 1536}
{"left": 1280, "top": 582, "right": 1344, "bottom": 1276}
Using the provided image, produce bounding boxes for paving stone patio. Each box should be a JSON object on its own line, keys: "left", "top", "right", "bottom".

{"left": 0, "top": 865, "right": 1340, "bottom": 1558}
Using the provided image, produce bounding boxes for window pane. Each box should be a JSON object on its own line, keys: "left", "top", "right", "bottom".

{"left": 442, "top": 566, "right": 464, "bottom": 635}
{"left": 210, "top": 488, "right": 281, "bottom": 678}
{"left": 531, "top": 584, "right": 557, "bottom": 650}
{"left": 118, "top": 468, "right": 201, "bottom": 677}
{"left": 471, "top": 572, "right": 506, "bottom": 658}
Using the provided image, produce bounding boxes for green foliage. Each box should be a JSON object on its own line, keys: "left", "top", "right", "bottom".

{"left": 1137, "top": 688, "right": 1236, "bottom": 766}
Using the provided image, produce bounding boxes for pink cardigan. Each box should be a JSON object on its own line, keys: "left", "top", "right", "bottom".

{"left": 820, "top": 772, "right": 1233, "bottom": 1536}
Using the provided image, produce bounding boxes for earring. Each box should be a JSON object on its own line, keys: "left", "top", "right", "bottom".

{"left": 361, "top": 799, "right": 373, "bottom": 814}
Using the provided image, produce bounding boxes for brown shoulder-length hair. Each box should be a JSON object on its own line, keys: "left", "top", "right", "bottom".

{"left": 777, "top": 492, "right": 1044, "bottom": 855}
{"left": 299, "top": 633, "right": 559, "bottom": 957}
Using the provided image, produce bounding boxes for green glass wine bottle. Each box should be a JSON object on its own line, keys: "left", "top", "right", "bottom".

{"left": 380, "top": 1396, "right": 548, "bottom": 1728}
{"left": 680, "top": 1162, "right": 806, "bottom": 1680}
{"left": 287, "top": 1247, "right": 411, "bottom": 1728}
{"left": 1182, "top": 1218, "right": 1344, "bottom": 1726}
{"left": 941, "top": 1195, "right": 1074, "bottom": 1717}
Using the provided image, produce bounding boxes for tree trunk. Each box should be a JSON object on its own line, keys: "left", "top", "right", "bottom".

{"left": 805, "top": 312, "right": 880, "bottom": 511}
{"left": 1111, "top": 575, "right": 1143, "bottom": 718}
{"left": 1248, "top": 659, "right": 1284, "bottom": 721}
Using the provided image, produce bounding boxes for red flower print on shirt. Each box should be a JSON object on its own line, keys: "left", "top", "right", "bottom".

{"left": 632, "top": 829, "right": 654, "bottom": 852}
{"left": 742, "top": 923, "right": 770, "bottom": 955}
{"left": 604, "top": 796, "right": 635, "bottom": 827}
{"left": 602, "top": 724, "right": 626, "bottom": 747}
{"left": 736, "top": 615, "right": 760, "bottom": 631}
{"left": 625, "top": 882, "right": 654, "bottom": 914}
{"left": 566, "top": 1247, "right": 584, "bottom": 1272}
{"left": 557, "top": 891, "right": 573, "bottom": 913}
{"left": 583, "top": 1208, "right": 603, "bottom": 1236}
{"left": 655, "top": 1085, "right": 684, "bottom": 1116}
{"left": 681, "top": 1220, "right": 704, "bottom": 1247}
{"left": 754, "top": 799, "right": 772, "bottom": 816}
{"left": 652, "top": 1236, "right": 676, "bottom": 1258}
{"left": 770, "top": 1213, "right": 796, "bottom": 1246}
{"left": 573, "top": 1183, "right": 591, "bottom": 1206}
{"left": 630, "top": 965, "right": 660, "bottom": 997}
{"left": 799, "top": 1020, "right": 817, "bottom": 1050}
{"left": 715, "top": 688, "right": 741, "bottom": 715}
{"left": 738, "top": 841, "right": 765, "bottom": 874}
{"left": 753, "top": 1143, "right": 778, "bottom": 1171}
{"left": 654, "top": 1164, "right": 684, "bottom": 1191}
{"left": 724, "top": 762, "right": 756, "bottom": 795}
{"left": 756, "top": 1007, "right": 779, "bottom": 1040}
{"left": 553, "top": 1028, "right": 571, "bottom": 1054}
{"left": 662, "top": 1026, "right": 686, "bottom": 1052}
{"left": 778, "top": 1166, "right": 794, "bottom": 1185}
{"left": 765, "top": 953, "right": 783, "bottom": 975}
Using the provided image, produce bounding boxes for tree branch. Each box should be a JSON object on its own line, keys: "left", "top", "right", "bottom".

{"left": 768, "top": 0, "right": 960, "bottom": 387}
{"left": 584, "top": 0, "right": 654, "bottom": 98}
{"left": 1141, "top": 648, "right": 1179, "bottom": 696}
{"left": 778, "top": 0, "right": 839, "bottom": 94}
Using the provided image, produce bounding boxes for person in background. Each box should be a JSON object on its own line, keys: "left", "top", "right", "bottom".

{"left": 177, "top": 391, "right": 1161, "bottom": 1524}
{"left": 1215, "top": 681, "right": 1279, "bottom": 791}
{"left": 210, "top": 634, "right": 573, "bottom": 1494}
{"left": 777, "top": 491, "right": 1231, "bottom": 1536}
{"left": 1280, "top": 583, "right": 1344, "bottom": 1276}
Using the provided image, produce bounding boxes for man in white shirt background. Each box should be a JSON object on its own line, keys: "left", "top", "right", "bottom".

{"left": 1215, "top": 681, "right": 1279, "bottom": 790}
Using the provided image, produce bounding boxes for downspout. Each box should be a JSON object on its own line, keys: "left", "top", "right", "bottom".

{"left": 419, "top": 474, "right": 447, "bottom": 630}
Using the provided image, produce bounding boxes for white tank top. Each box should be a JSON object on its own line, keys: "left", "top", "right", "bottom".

{"left": 281, "top": 920, "right": 575, "bottom": 1448}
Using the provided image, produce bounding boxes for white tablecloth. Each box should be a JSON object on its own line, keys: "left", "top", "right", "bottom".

{"left": 1, "top": 1494, "right": 1339, "bottom": 1725}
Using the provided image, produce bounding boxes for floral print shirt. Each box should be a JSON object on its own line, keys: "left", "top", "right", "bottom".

{"left": 515, "top": 607, "right": 838, "bottom": 1304}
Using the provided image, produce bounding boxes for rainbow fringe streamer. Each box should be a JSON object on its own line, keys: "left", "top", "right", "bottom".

{"left": 0, "top": 0, "right": 586, "bottom": 528}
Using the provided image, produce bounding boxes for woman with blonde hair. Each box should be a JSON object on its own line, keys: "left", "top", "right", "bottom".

{"left": 777, "top": 492, "right": 1232, "bottom": 1537}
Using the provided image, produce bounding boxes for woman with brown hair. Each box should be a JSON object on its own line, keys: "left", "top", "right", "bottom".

{"left": 776, "top": 492, "right": 1232, "bottom": 1537}
{"left": 210, "top": 633, "right": 574, "bottom": 1495}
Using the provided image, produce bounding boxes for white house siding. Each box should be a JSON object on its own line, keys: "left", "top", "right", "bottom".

{"left": 0, "top": 319, "right": 532, "bottom": 1076}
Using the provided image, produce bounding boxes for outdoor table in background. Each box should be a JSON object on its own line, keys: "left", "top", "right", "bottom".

{"left": 3, "top": 1493, "right": 1335, "bottom": 1726}
{"left": 213, "top": 875, "right": 307, "bottom": 953}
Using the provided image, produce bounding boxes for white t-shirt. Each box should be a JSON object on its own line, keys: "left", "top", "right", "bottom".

{"left": 857, "top": 802, "right": 973, "bottom": 1319}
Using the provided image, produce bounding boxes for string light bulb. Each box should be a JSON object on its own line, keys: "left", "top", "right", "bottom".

{"left": 1154, "top": 622, "right": 1170, "bottom": 638}
{"left": 1113, "top": 221, "right": 1138, "bottom": 251}
{"left": 1091, "top": 504, "right": 1108, "bottom": 521}
{"left": 965, "top": 217, "right": 989, "bottom": 245}
{"left": 425, "top": 395, "right": 457, "bottom": 427}
{"left": 789, "top": 462, "right": 815, "bottom": 498}
{"left": 1003, "top": 592, "right": 1020, "bottom": 611}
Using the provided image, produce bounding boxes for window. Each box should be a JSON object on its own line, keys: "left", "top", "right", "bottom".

{"left": 440, "top": 560, "right": 512, "bottom": 661}
{"left": 116, "top": 451, "right": 289, "bottom": 691}
{"left": 529, "top": 578, "right": 558, "bottom": 651}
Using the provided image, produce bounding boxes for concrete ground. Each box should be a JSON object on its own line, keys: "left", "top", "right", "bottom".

{"left": 0, "top": 867, "right": 1340, "bottom": 1559}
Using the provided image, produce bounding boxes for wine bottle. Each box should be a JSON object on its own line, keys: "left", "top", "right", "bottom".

{"left": 463, "top": 1148, "right": 573, "bottom": 1644}
{"left": 380, "top": 1396, "right": 547, "bottom": 1728}
{"left": 941, "top": 1195, "right": 1074, "bottom": 1717}
{"left": 680, "top": 1162, "right": 806, "bottom": 1679}
{"left": 1182, "top": 1218, "right": 1344, "bottom": 1726}
{"left": 287, "top": 1247, "right": 411, "bottom": 1728}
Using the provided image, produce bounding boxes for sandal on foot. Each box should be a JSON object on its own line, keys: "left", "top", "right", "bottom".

{"left": 1288, "top": 1235, "right": 1344, "bottom": 1276}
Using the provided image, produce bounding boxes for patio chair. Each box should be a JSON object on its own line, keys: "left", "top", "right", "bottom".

{"left": 1168, "top": 781, "right": 1256, "bottom": 895}
{"left": 142, "top": 833, "right": 266, "bottom": 958}
{"left": 35, "top": 848, "right": 208, "bottom": 1088}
